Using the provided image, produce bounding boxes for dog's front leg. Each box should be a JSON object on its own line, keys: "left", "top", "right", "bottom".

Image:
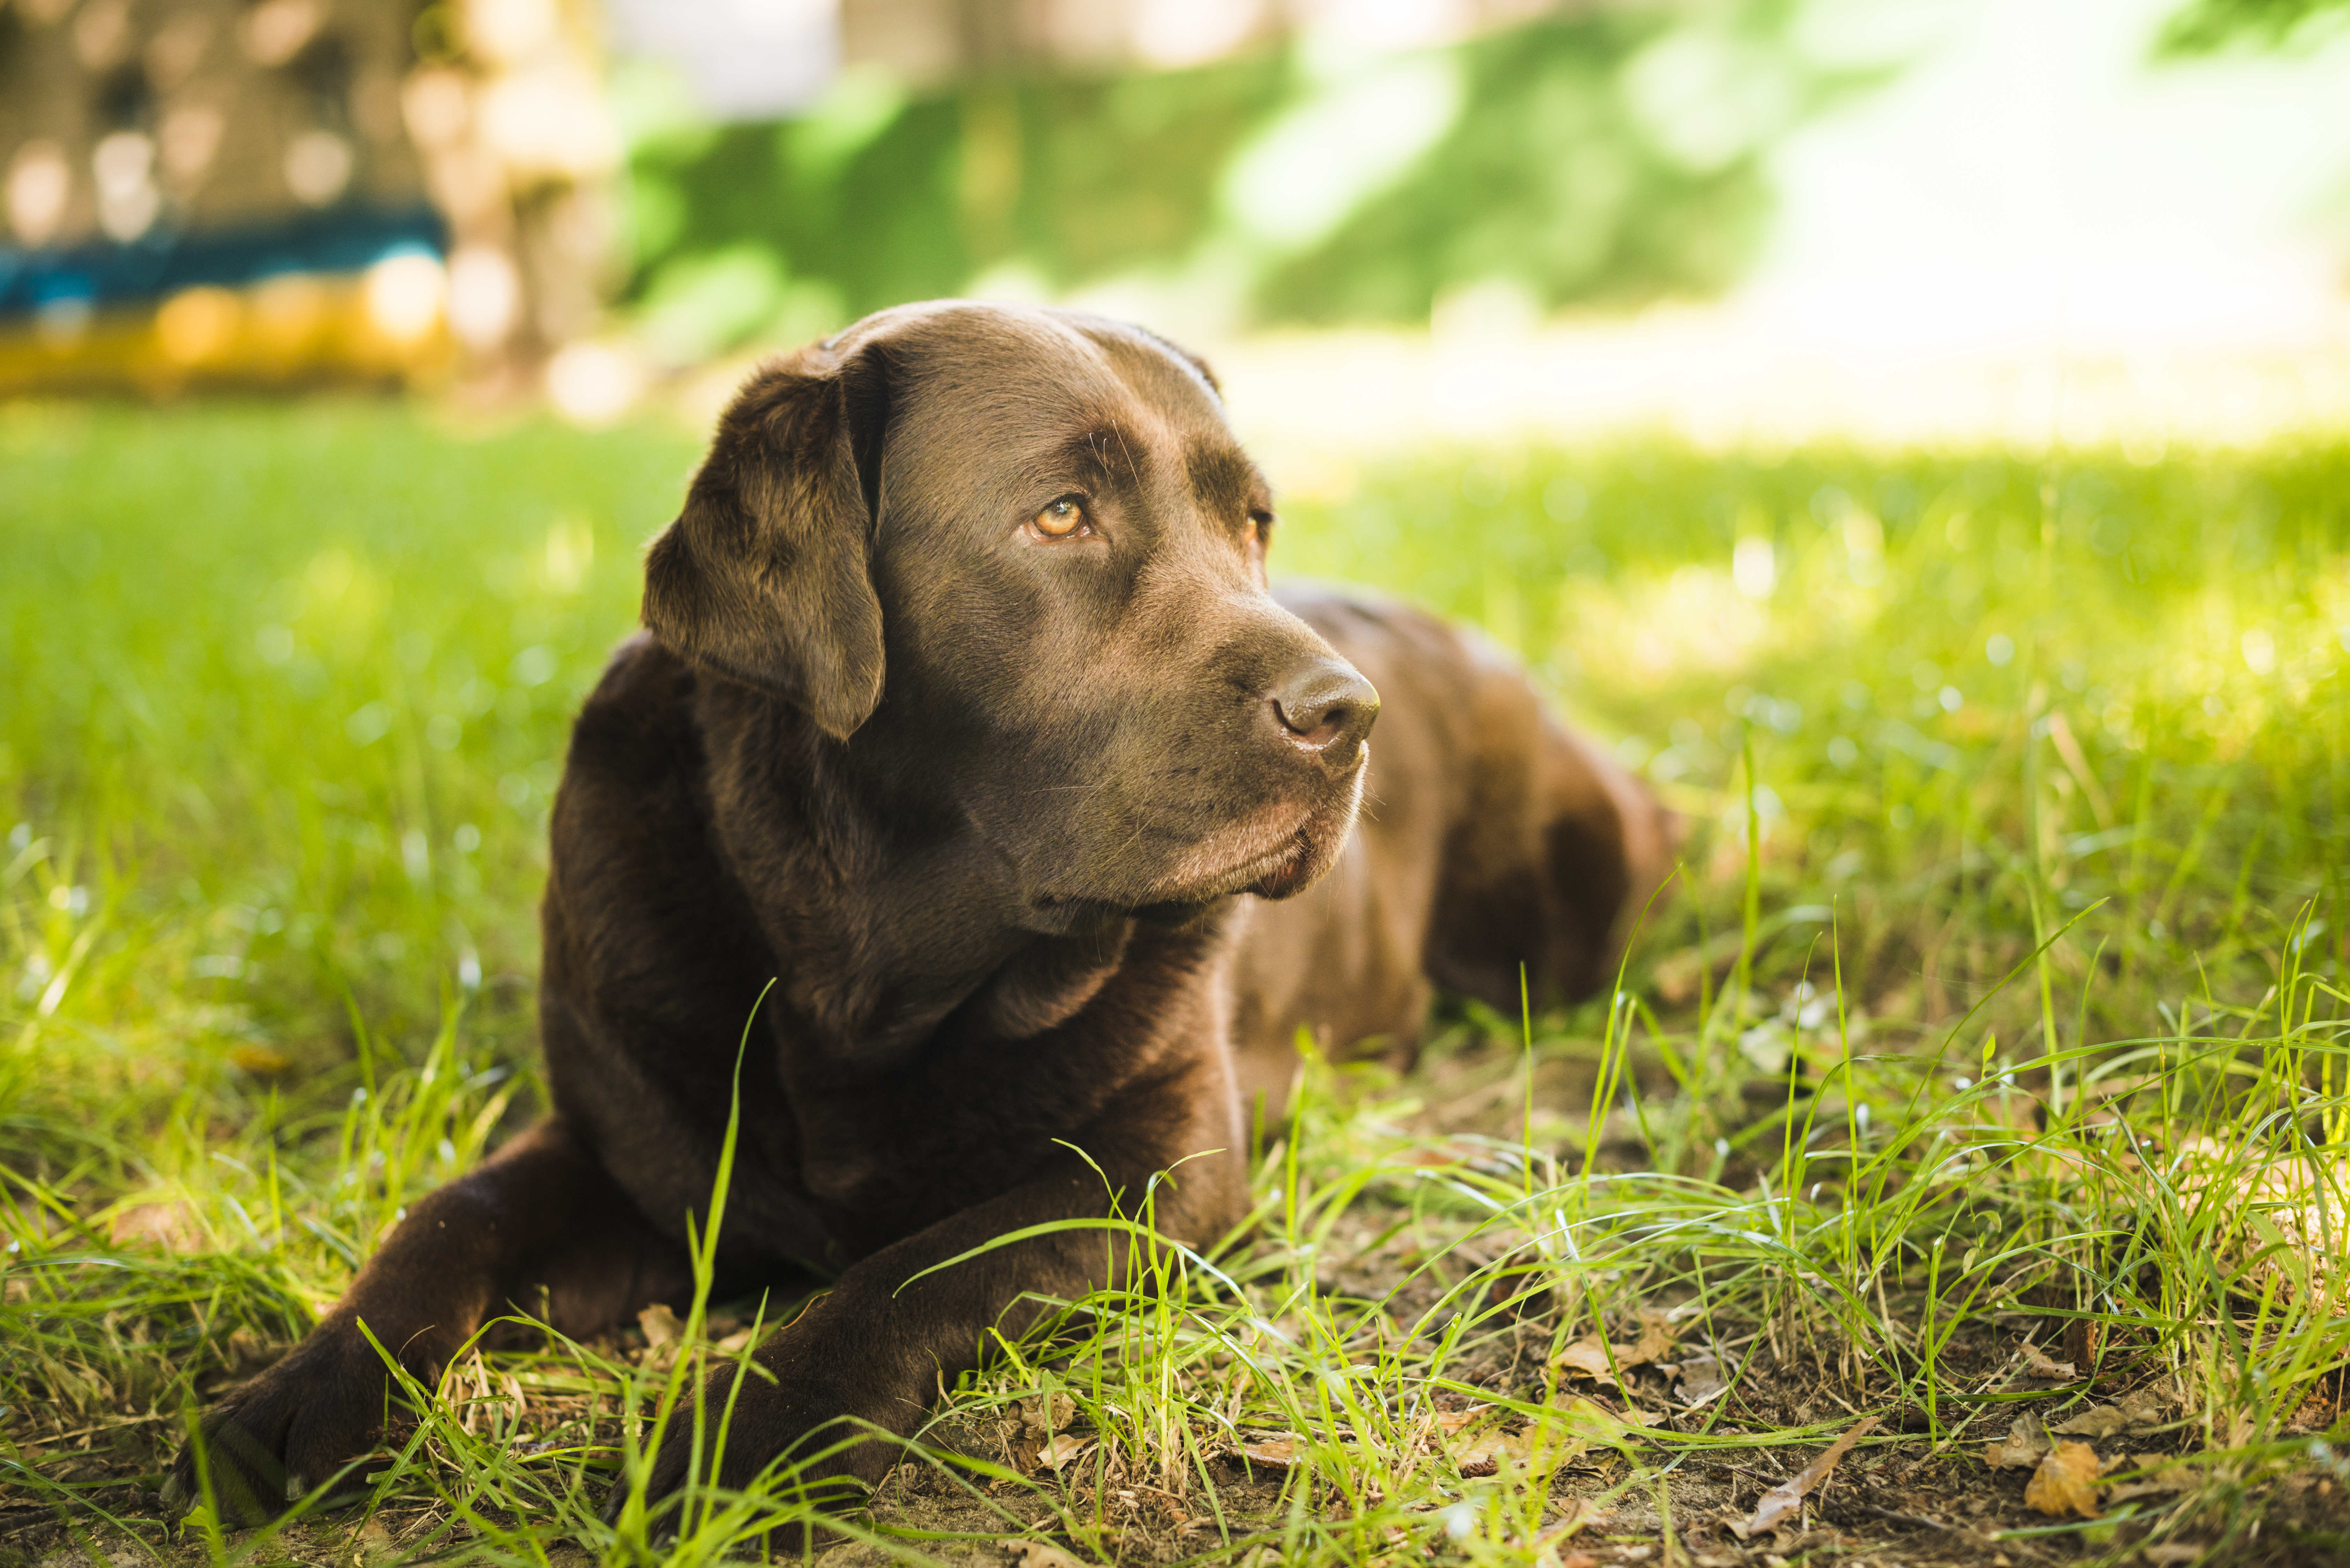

{"left": 167, "top": 1116, "right": 691, "bottom": 1521}
{"left": 624, "top": 1135, "right": 1242, "bottom": 1526}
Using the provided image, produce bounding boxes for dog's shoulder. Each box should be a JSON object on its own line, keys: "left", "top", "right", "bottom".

{"left": 563, "top": 632, "right": 705, "bottom": 787}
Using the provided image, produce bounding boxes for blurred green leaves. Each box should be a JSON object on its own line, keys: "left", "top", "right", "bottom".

{"left": 2159, "top": 0, "right": 2350, "bottom": 52}
{"left": 616, "top": 8, "right": 1856, "bottom": 358}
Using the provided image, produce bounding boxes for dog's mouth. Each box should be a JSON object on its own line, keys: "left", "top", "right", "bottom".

{"left": 1149, "top": 755, "right": 1368, "bottom": 907}
{"left": 1023, "top": 750, "right": 1368, "bottom": 918}
{"left": 1242, "top": 831, "right": 1320, "bottom": 900}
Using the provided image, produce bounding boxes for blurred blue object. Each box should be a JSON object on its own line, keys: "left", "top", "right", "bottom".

{"left": 0, "top": 206, "right": 444, "bottom": 322}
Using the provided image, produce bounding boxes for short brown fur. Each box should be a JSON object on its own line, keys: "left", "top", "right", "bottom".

{"left": 169, "top": 301, "right": 1671, "bottom": 1529}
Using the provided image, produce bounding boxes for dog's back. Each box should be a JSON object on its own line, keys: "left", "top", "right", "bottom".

{"left": 1231, "top": 587, "right": 1675, "bottom": 1112}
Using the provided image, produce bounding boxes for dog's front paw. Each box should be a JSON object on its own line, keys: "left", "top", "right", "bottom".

{"left": 164, "top": 1323, "right": 406, "bottom": 1523}
{"left": 607, "top": 1358, "right": 902, "bottom": 1540}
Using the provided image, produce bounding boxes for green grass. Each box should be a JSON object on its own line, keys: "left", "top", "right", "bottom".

{"left": 3, "top": 398, "right": 2347, "bottom": 1567}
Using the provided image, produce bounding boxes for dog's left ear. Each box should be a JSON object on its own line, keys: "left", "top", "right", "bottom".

{"left": 641, "top": 341, "right": 891, "bottom": 740}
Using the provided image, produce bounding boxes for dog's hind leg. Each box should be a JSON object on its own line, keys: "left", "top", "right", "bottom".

{"left": 1423, "top": 690, "right": 1678, "bottom": 1017}
{"left": 164, "top": 1116, "right": 690, "bottom": 1521}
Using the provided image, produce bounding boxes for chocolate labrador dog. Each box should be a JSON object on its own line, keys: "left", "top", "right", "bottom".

{"left": 166, "top": 300, "right": 1670, "bottom": 1524}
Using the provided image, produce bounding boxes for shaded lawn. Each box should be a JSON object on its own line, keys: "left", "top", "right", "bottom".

{"left": 2, "top": 398, "right": 2347, "bottom": 1567}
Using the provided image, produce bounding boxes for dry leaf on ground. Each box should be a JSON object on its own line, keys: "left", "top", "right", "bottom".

{"left": 1003, "top": 1390, "right": 1078, "bottom": 1471}
{"left": 2051, "top": 1389, "right": 2169, "bottom": 1439}
{"left": 1435, "top": 1405, "right": 1494, "bottom": 1436}
{"left": 2106, "top": 1461, "right": 2200, "bottom": 1503}
{"left": 1624, "top": 1309, "right": 1677, "bottom": 1364}
{"left": 1234, "top": 1435, "right": 1304, "bottom": 1470}
{"left": 1002, "top": 1542, "right": 1095, "bottom": 1568}
{"left": 1554, "top": 1338, "right": 1622, "bottom": 1386}
{"left": 1729, "top": 1413, "right": 1879, "bottom": 1538}
{"left": 1983, "top": 1416, "right": 2050, "bottom": 1470}
{"left": 636, "top": 1303, "right": 683, "bottom": 1348}
{"left": 2019, "top": 1341, "right": 2078, "bottom": 1380}
{"left": 2139, "top": 1544, "right": 2208, "bottom": 1565}
{"left": 2024, "top": 1440, "right": 2103, "bottom": 1518}
{"left": 1670, "top": 1351, "right": 1728, "bottom": 1407}
{"left": 1554, "top": 1314, "right": 1677, "bottom": 1389}
{"left": 1454, "top": 1420, "right": 1589, "bottom": 1481}
{"left": 1038, "top": 1432, "right": 1090, "bottom": 1471}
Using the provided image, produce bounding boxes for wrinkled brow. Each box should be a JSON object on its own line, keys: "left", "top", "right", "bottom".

{"left": 1042, "top": 422, "right": 1153, "bottom": 495}
{"left": 1186, "top": 442, "right": 1263, "bottom": 521}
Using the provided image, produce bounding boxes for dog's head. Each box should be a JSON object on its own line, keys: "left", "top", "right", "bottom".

{"left": 642, "top": 300, "right": 1378, "bottom": 918}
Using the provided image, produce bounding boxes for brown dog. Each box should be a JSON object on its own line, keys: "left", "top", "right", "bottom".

{"left": 166, "top": 300, "right": 1670, "bottom": 1525}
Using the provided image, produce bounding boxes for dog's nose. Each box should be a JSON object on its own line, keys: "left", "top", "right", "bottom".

{"left": 1269, "top": 658, "right": 1379, "bottom": 761}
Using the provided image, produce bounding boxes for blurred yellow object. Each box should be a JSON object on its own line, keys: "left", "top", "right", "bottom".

{"left": 0, "top": 263, "right": 452, "bottom": 396}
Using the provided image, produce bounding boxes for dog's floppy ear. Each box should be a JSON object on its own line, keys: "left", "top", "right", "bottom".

{"left": 641, "top": 343, "right": 891, "bottom": 740}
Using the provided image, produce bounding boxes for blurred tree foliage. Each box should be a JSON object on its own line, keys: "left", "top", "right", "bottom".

{"left": 616, "top": 7, "right": 1851, "bottom": 358}
{"left": 2159, "top": 0, "right": 2350, "bottom": 50}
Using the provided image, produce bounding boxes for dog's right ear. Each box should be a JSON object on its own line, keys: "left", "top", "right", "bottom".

{"left": 641, "top": 343, "right": 890, "bottom": 740}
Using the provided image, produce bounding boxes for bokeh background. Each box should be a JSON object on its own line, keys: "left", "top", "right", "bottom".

{"left": 7, "top": 0, "right": 2350, "bottom": 444}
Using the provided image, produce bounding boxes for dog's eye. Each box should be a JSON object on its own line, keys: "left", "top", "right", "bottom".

{"left": 1032, "top": 498, "right": 1088, "bottom": 539}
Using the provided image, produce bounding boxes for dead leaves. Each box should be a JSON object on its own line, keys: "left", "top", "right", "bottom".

{"left": 2016, "top": 1341, "right": 2078, "bottom": 1381}
{"left": 1553, "top": 1310, "right": 1677, "bottom": 1391}
{"left": 1983, "top": 1416, "right": 2050, "bottom": 1470}
{"left": 2023, "top": 1440, "right": 2103, "bottom": 1518}
{"left": 1728, "top": 1413, "right": 1877, "bottom": 1540}
{"left": 1005, "top": 1390, "right": 1092, "bottom": 1474}
{"left": 1984, "top": 1390, "right": 2172, "bottom": 1473}
{"left": 2051, "top": 1388, "right": 2169, "bottom": 1438}
{"left": 1982, "top": 1391, "right": 2191, "bottom": 1520}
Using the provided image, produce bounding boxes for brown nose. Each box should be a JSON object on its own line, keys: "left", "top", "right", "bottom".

{"left": 1269, "top": 657, "right": 1379, "bottom": 762}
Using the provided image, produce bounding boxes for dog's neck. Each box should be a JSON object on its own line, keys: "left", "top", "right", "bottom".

{"left": 692, "top": 677, "right": 1213, "bottom": 1064}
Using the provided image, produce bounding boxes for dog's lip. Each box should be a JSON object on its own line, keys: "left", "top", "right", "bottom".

{"left": 1204, "top": 830, "right": 1313, "bottom": 898}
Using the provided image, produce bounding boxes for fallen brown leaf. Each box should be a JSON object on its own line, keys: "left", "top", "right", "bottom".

{"left": 2019, "top": 1341, "right": 2078, "bottom": 1381}
{"left": 2051, "top": 1406, "right": 2127, "bottom": 1438}
{"left": 637, "top": 1303, "right": 683, "bottom": 1348}
{"left": 1671, "top": 1351, "right": 1728, "bottom": 1407}
{"left": 1001, "top": 1542, "right": 1095, "bottom": 1568}
{"left": 1624, "top": 1309, "right": 1677, "bottom": 1365}
{"left": 2106, "top": 1461, "right": 2199, "bottom": 1503}
{"left": 1554, "top": 1338, "right": 1622, "bottom": 1386}
{"left": 2023, "top": 1440, "right": 2102, "bottom": 1518}
{"left": 1729, "top": 1414, "right": 1879, "bottom": 1538}
{"left": 1983, "top": 1415, "right": 2050, "bottom": 1470}
{"left": 1550, "top": 1394, "right": 1635, "bottom": 1439}
{"left": 2051, "top": 1389, "right": 2169, "bottom": 1439}
{"left": 1453, "top": 1419, "right": 1589, "bottom": 1481}
{"left": 1554, "top": 1315, "right": 1677, "bottom": 1389}
{"left": 2139, "top": 1544, "right": 2207, "bottom": 1565}
{"left": 1038, "top": 1432, "right": 1090, "bottom": 1471}
{"left": 1235, "top": 1435, "right": 1303, "bottom": 1470}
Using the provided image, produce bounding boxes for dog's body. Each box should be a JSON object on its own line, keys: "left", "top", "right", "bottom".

{"left": 170, "top": 302, "right": 1668, "bottom": 1523}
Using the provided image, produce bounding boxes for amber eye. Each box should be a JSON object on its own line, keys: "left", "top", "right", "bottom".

{"left": 1032, "top": 497, "right": 1086, "bottom": 538}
